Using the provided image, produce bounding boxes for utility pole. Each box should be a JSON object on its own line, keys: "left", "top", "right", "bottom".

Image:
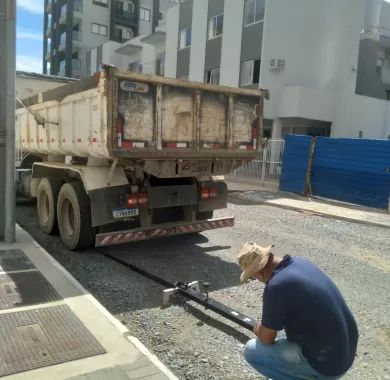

{"left": 0, "top": 0, "right": 16, "bottom": 243}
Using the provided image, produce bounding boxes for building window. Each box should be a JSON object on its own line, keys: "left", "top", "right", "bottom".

{"left": 208, "top": 13, "right": 223, "bottom": 39}
{"left": 179, "top": 27, "right": 191, "bottom": 49}
{"left": 140, "top": 7, "right": 151, "bottom": 22}
{"left": 74, "top": 0, "right": 83, "bottom": 12}
{"left": 244, "top": 0, "right": 265, "bottom": 26}
{"left": 93, "top": 0, "right": 108, "bottom": 6}
{"left": 240, "top": 58, "right": 261, "bottom": 85}
{"left": 125, "top": 29, "right": 133, "bottom": 40}
{"left": 206, "top": 68, "right": 220, "bottom": 85}
{"left": 91, "top": 23, "right": 107, "bottom": 36}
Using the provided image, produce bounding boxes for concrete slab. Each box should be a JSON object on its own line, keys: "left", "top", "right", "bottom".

{"left": 230, "top": 191, "right": 390, "bottom": 229}
{"left": 0, "top": 225, "right": 178, "bottom": 380}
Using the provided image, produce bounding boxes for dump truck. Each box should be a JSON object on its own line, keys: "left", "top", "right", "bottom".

{"left": 15, "top": 66, "right": 267, "bottom": 250}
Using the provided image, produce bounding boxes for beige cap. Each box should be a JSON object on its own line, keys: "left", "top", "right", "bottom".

{"left": 237, "top": 242, "right": 274, "bottom": 283}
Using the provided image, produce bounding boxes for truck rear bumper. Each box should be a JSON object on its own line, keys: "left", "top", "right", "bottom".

{"left": 95, "top": 217, "right": 234, "bottom": 247}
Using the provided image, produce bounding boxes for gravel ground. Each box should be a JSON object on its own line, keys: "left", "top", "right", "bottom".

{"left": 16, "top": 196, "right": 390, "bottom": 380}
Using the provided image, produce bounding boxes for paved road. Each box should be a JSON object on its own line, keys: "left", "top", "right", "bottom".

{"left": 16, "top": 199, "right": 390, "bottom": 380}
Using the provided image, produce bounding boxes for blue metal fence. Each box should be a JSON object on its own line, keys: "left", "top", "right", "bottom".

{"left": 279, "top": 135, "right": 313, "bottom": 194}
{"left": 311, "top": 137, "right": 390, "bottom": 209}
{"left": 280, "top": 135, "right": 390, "bottom": 209}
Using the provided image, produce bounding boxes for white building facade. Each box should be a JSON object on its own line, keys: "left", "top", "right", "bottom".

{"left": 88, "top": 0, "right": 390, "bottom": 140}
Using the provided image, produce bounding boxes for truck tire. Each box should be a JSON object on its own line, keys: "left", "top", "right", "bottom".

{"left": 37, "top": 178, "right": 62, "bottom": 235}
{"left": 57, "top": 182, "right": 95, "bottom": 251}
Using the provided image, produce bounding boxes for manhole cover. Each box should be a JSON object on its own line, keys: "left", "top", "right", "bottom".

{"left": 0, "top": 305, "right": 106, "bottom": 376}
{"left": 0, "top": 249, "right": 35, "bottom": 272}
{"left": 0, "top": 271, "right": 61, "bottom": 310}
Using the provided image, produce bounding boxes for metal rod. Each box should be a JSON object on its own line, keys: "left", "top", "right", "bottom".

{"left": 3, "top": 0, "right": 16, "bottom": 242}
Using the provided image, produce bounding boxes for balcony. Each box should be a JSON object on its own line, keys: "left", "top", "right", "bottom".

{"left": 111, "top": 28, "right": 130, "bottom": 43}
{"left": 45, "top": 26, "right": 51, "bottom": 37}
{"left": 59, "top": 12, "right": 67, "bottom": 24}
{"left": 46, "top": 0, "right": 52, "bottom": 13}
{"left": 114, "top": 9, "right": 137, "bottom": 25}
{"left": 45, "top": 50, "right": 50, "bottom": 60}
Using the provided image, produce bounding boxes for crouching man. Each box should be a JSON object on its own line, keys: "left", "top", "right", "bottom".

{"left": 237, "top": 242, "right": 358, "bottom": 379}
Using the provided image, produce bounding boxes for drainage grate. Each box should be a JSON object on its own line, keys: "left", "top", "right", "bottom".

{"left": 0, "top": 249, "right": 36, "bottom": 272}
{"left": 0, "top": 271, "right": 61, "bottom": 310}
{"left": 0, "top": 305, "right": 106, "bottom": 376}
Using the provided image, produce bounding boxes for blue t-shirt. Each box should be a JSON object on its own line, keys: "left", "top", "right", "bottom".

{"left": 261, "top": 256, "right": 358, "bottom": 377}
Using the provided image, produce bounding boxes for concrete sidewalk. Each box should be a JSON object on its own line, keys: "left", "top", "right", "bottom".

{"left": 229, "top": 190, "right": 390, "bottom": 229}
{"left": 0, "top": 225, "right": 178, "bottom": 380}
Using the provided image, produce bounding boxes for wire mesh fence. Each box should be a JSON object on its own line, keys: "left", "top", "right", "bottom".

{"left": 227, "top": 140, "right": 285, "bottom": 190}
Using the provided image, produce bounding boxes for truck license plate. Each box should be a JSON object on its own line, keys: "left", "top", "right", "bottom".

{"left": 181, "top": 161, "right": 209, "bottom": 175}
{"left": 112, "top": 208, "right": 139, "bottom": 219}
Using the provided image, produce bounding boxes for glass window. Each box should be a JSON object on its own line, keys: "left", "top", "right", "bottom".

{"left": 244, "top": 0, "right": 264, "bottom": 26}
{"left": 140, "top": 7, "right": 151, "bottom": 22}
{"left": 208, "top": 14, "right": 223, "bottom": 39}
{"left": 179, "top": 27, "right": 191, "bottom": 49}
{"left": 240, "top": 58, "right": 261, "bottom": 85}
{"left": 206, "top": 68, "right": 220, "bottom": 85}
{"left": 91, "top": 23, "right": 107, "bottom": 36}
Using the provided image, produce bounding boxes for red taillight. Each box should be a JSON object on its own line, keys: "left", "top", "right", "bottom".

{"left": 126, "top": 193, "right": 148, "bottom": 208}
{"left": 138, "top": 193, "right": 148, "bottom": 207}
{"left": 209, "top": 187, "right": 218, "bottom": 198}
{"left": 201, "top": 188, "right": 210, "bottom": 200}
{"left": 200, "top": 187, "right": 218, "bottom": 200}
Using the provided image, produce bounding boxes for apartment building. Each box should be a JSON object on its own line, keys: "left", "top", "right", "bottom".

{"left": 87, "top": 0, "right": 174, "bottom": 77}
{"left": 43, "top": 0, "right": 162, "bottom": 78}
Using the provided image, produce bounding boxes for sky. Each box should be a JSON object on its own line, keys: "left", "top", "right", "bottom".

{"left": 16, "top": 0, "right": 44, "bottom": 73}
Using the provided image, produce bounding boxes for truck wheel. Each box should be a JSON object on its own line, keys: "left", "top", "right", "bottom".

{"left": 197, "top": 211, "right": 214, "bottom": 220}
{"left": 37, "top": 178, "right": 62, "bottom": 235}
{"left": 57, "top": 182, "right": 95, "bottom": 251}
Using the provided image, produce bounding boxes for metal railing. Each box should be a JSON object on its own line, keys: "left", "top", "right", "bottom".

{"left": 15, "top": 149, "right": 29, "bottom": 168}
{"left": 227, "top": 139, "right": 285, "bottom": 190}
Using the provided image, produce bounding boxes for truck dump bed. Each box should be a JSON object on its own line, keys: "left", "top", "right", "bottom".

{"left": 16, "top": 67, "right": 267, "bottom": 177}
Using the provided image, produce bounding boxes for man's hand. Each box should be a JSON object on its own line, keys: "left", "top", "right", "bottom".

{"left": 253, "top": 321, "right": 277, "bottom": 345}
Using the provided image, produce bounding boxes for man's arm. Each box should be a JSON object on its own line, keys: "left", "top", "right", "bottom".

{"left": 253, "top": 321, "right": 277, "bottom": 345}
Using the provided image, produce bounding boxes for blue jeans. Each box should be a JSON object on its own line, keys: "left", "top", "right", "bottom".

{"left": 244, "top": 338, "right": 342, "bottom": 380}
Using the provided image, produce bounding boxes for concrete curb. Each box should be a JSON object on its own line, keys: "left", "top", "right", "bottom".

{"left": 228, "top": 195, "right": 390, "bottom": 230}
{"left": 261, "top": 201, "right": 390, "bottom": 230}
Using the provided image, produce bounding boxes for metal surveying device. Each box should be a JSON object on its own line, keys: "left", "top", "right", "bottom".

{"left": 101, "top": 251, "right": 256, "bottom": 332}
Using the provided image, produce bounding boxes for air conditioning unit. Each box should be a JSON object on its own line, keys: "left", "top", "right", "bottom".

{"left": 269, "top": 58, "right": 285, "bottom": 72}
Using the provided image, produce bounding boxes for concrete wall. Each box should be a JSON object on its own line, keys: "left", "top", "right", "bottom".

{"left": 333, "top": 92, "right": 390, "bottom": 139}
{"left": 219, "top": 0, "right": 244, "bottom": 86}
{"left": 189, "top": 0, "right": 208, "bottom": 82}
{"left": 164, "top": 3, "right": 179, "bottom": 77}
{"left": 260, "top": 0, "right": 365, "bottom": 120}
